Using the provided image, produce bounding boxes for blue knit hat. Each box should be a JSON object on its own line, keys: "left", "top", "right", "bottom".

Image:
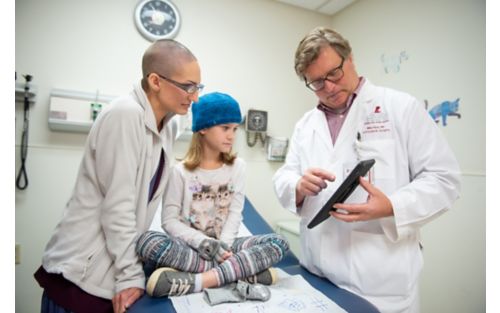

{"left": 191, "top": 92, "right": 242, "bottom": 132}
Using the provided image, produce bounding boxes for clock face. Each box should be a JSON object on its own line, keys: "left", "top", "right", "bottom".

{"left": 135, "top": 0, "right": 181, "bottom": 41}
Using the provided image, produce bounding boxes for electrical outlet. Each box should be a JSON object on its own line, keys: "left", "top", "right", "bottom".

{"left": 15, "top": 244, "right": 20, "bottom": 264}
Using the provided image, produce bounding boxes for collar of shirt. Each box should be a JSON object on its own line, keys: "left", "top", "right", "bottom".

{"left": 316, "top": 77, "right": 366, "bottom": 146}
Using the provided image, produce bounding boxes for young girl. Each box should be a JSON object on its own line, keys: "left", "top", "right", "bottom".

{"left": 136, "top": 92, "right": 289, "bottom": 297}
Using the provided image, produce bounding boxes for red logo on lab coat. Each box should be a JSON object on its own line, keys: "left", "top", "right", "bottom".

{"left": 374, "top": 106, "right": 381, "bottom": 113}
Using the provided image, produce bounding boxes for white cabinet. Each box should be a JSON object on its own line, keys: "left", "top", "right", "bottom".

{"left": 48, "top": 89, "right": 115, "bottom": 133}
{"left": 275, "top": 220, "right": 301, "bottom": 259}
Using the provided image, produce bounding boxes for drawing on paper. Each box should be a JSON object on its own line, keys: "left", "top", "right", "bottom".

{"left": 424, "top": 98, "right": 461, "bottom": 126}
{"left": 278, "top": 298, "right": 305, "bottom": 311}
{"left": 381, "top": 51, "right": 409, "bottom": 73}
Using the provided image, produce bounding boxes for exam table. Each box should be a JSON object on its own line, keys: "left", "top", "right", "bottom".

{"left": 129, "top": 198, "right": 380, "bottom": 313}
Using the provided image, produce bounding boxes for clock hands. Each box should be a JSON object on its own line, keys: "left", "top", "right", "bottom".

{"left": 142, "top": 9, "right": 173, "bottom": 26}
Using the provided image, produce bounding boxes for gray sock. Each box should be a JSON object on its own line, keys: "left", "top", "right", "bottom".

{"left": 203, "top": 283, "right": 242, "bottom": 305}
{"left": 203, "top": 281, "right": 270, "bottom": 306}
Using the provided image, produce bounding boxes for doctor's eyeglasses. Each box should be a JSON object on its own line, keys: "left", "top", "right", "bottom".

{"left": 305, "top": 57, "right": 345, "bottom": 92}
{"left": 152, "top": 73, "right": 204, "bottom": 94}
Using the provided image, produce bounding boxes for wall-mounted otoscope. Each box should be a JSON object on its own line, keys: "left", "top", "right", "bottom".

{"left": 16, "top": 73, "right": 34, "bottom": 190}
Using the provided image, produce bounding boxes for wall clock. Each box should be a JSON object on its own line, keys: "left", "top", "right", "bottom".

{"left": 134, "top": 0, "right": 181, "bottom": 41}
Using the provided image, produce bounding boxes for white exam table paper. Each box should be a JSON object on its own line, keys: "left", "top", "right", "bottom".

{"left": 171, "top": 268, "right": 347, "bottom": 313}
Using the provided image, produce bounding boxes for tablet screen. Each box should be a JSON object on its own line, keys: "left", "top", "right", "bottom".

{"left": 307, "top": 159, "right": 375, "bottom": 229}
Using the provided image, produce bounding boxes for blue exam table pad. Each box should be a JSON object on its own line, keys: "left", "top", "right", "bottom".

{"left": 129, "top": 198, "right": 380, "bottom": 313}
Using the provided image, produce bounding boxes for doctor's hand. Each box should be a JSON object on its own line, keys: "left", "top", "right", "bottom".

{"left": 330, "top": 177, "right": 393, "bottom": 222}
{"left": 296, "top": 168, "right": 335, "bottom": 206}
{"left": 112, "top": 287, "right": 143, "bottom": 313}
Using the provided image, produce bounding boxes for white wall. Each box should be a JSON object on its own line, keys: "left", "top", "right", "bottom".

{"left": 330, "top": 0, "right": 485, "bottom": 312}
{"left": 15, "top": 0, "right": 329, "bottom": 312}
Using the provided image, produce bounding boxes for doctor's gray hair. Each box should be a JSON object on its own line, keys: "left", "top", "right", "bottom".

{"left": 294, "top": 27, "right": 352, "bottom": 80}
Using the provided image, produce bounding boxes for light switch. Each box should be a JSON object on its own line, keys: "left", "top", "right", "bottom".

{"left": 15, "top": 244, "right": 20, "bottom": 264}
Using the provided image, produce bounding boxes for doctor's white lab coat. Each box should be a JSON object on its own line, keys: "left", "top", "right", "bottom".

{"left": 273, "top": 79, "right": 461, "bottom": 313}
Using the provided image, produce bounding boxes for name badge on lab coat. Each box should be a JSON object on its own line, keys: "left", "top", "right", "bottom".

{"left": 361, "top": 105, "right": 392, "bottom": 141}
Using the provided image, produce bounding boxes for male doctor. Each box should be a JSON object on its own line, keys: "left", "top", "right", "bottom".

{"left": 273, "top": 27, "right": 461, "bottom": 313}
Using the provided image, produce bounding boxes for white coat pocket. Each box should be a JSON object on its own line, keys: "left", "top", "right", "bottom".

{"left": 299, "top": 218, "right": 331, "bottom": 276}
{"left": 350, "top": 231, "right": 412, "bottom": 297}
{"left": 354, "top": 139, "right": 396, "bottom": 193}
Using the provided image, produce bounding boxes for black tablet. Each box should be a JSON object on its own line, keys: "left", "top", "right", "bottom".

{"left": 307, "top": 159, "right": 375, "bottom": 229}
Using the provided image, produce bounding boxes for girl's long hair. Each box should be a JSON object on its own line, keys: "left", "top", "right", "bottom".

{"left": 183, "top": 132, "right": 237, "bottom": 171}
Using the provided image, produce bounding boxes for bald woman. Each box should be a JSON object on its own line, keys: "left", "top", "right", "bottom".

{"left": 35, "top": 40, "right": 204, "bottom": 313}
